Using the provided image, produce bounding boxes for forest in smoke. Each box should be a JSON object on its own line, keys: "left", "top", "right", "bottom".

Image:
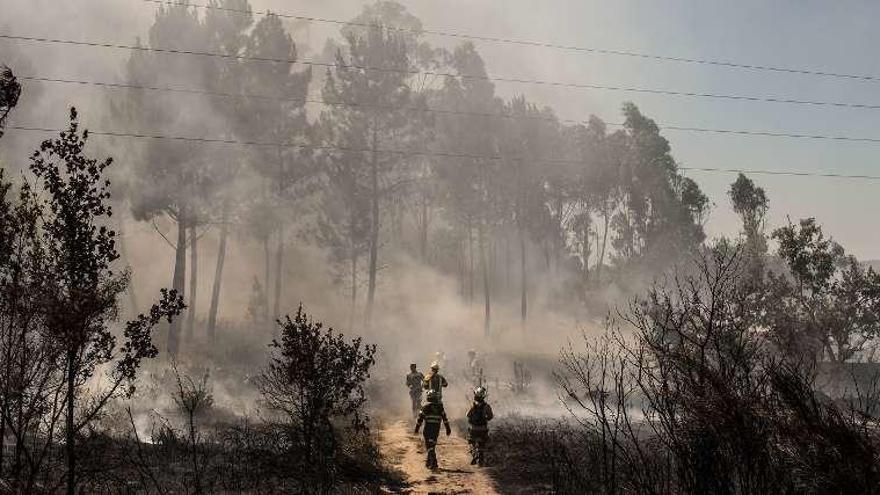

{"left": 2, "top": 1, "right": 880, "bottom": 494}
{"left": 5, "top": 0, "right": 712, "bottom": 346}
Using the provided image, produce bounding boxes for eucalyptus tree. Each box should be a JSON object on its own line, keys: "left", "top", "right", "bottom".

{"left": 319, "top": 13, "right": 424, "bottom": 327}
{"left": 763, "top": 218, "right": 880, "bottom": 364}
{"left": 120, "top": 2, "right": 227, "bottom": 354}
{"left": 434, "top": 42, "right": 503, "bottom": 335}
{"left": 227, "top": 11, "right": 311, "bottom": 324}
{"left": 496, "top": 96, "right": 560, "bottom": 326}
{"left": 729, "top": 173, "right": 769, "bottom": 287}
{"left": 199, "top": 0, "right": 254, "bottom": 339}
{"left": 612, "top": 102, "right": 708, "bottom": 270}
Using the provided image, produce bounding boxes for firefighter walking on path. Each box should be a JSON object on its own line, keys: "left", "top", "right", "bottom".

{"left": 405, "top": 363, "right": 424, "bottom": 418}
{"left": 414, "top": 390, "right": 451, "bottom": 470}
{"left": 422, "top": 361, "right": 448, "bottom": 400}
{"left": 467, "top": 386, "right": 494, "bottom": 466}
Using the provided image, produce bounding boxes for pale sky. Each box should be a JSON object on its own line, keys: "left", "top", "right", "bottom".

{"left": 2, "top": 0, "right": 879, "bottom": 257}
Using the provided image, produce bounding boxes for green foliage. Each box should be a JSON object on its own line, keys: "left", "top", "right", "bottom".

{"left": 0, "top": 107, "right": 183, "bottom": 491}
{"left": 764, "top": 218, "right": 880, "bottom": 362}
{"left": 255, "top": 304, "right": 376, "bottom": 489}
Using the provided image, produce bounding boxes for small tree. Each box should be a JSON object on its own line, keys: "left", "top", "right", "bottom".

{"left": 764, "top": 218, "right": 880, "bottom": 363}
{"left": 29, "top": 108, "right": 184, "bottom": 494}
{"left": 255, "top": 304, "right": 376, "bottom": 489}
{"left": 171, "top": 361, "right": 214, "bottom": 493}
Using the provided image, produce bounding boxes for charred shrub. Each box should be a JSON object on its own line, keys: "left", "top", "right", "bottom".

{"left": 549, "top": 246, "right": 880, "bottom": 495}
{"left": 254, "top": 304, "right": 377, "bottom": 492}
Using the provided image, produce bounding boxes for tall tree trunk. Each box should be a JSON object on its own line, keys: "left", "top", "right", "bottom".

{"left": 273, "top": 231, "right": 284, "bottom": 322}
{"left": 505, "top": 229, "right": 511, "bottom": 292}
{"left": 467, "top": 217, "right": 474, "bottom": 303}
{"left": 0, "top": 397, "right": 4, "bottom": 478}
{"left": 65, "top": 350, "right": 76, "bottom": 495}
{"left": 597, "top": 199, "right": 610, "bottom": 283}
{"left": 458, "top": 236, "right": 466, "bottom": 298}
{"left": 419, "top": 190, "right": 429, "bottom": 261}
{"left": 350, "top": 248, "right": 358, "bottom": 330}
{"left": 519, "top": 223, "right": 527, "bottom": 328}
{"left": 479, "top": 219, "right": 491, "bottom": 337}
{"left": 263, "top": 237, "right": 271, "bottom": 326}
{"left": 554, "top": 196, "right": 564, "bottom": 275}
{"left": 0, "top": 366, "right": 6, "bottom": 477}
{"left": 13, "top": 315, "right": 25, "bottom": 477}
{"left": 365, "top": 125, "right": 379, "bottom": 327}
{"left": 186, "top": 223, "right": 198, "bottom": 341}
{"left": 169, "top": 211, "right": 187, "bottom": 356}
{"left": 582, "top": 217, "right": 591, "bottom": 288}
{"left": 117, "top": 219, "right": 139, "bottom": 314}
{"left": 207, "top": 206, "right": 229, "bottom": 340}
{"left": 349, "top": 212, "right": 359, "bottom": 328}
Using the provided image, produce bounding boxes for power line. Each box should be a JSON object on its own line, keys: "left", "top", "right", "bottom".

{"left": 141, "top": 0, "right": 880, "bottom": 84}
{"left": 679, "top": 167, "right": 880, "bottom": 180}
{"left": 4, "top": 34, "right": 880, "bottom": 111}
{"left": 7, "top": 124, "right": 880, "bottom": 181}
{"left": 21, "top": 75, "right": 880, "bottom": 144}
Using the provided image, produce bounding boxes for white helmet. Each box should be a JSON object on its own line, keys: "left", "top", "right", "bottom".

{"left": 474, "top": 386, "right": 487, "bottom": 401}
{"left": 430, "top": 361, "right": 440, "bottom": 371}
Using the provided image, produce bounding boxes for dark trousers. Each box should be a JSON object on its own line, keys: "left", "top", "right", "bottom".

{"left": 469, "top": 428, "right": 489, "bottom": 465}
{"left": 409, "top": 392, "right": 421, "bottom": 417}
{"left": 423, "top": 422, "right": 441, "bottom": 468}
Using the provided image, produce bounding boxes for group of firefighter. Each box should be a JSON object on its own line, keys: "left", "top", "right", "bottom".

{"left": 405, "top": 353, "right": 494, "bottom": 470}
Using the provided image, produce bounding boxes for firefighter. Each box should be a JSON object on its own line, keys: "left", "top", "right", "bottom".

{"left": 414, "top": 390, "right": 451, "bottom": 470}
{"left": 466, "top": 386, "right": 494, "bottom": 466}
{"left": 405, "top": 363, "right": 424, "bottom": 418}
{"left": 422, "top": 361, "right": 448, "bottom": 401}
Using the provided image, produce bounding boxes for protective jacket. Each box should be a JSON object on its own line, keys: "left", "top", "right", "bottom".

{"left": 467, "top": 401, "right": 494, "bottom": 432}
{"left": 416, "top": 401, "right": 450, "bottom": 440}
{"left": 406, "top": 371, "right": 424, "bottom": 396}
{"left": 422, "top": 372, "right": 448, "bottom": 399}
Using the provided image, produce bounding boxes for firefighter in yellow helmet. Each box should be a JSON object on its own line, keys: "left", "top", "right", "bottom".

{"left": 414, "top": 389, "right": 451, "bottom": 470}
{"left": 422, "top": 361, "right": 448, "bottom": 401}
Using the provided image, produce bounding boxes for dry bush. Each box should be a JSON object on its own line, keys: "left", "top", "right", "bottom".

{"left": 489, "top": 247, "right": 880, "bottom": 495}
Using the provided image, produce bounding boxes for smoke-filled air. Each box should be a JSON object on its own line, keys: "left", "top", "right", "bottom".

{"left": 2, "top": 1, "right": 880, "bottom": 493}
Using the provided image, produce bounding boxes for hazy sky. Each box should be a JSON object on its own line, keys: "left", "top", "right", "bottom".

{"left": 2, "top": 0, "right": 879, "bottom": 257}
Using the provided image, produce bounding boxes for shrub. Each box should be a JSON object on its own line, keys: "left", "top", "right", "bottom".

{"left": 254, "top": 304, "right": 377, "bottom": 492}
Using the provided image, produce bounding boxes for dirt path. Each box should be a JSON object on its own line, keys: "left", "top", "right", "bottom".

{"left": 379, "top": 419, "right": 499, "bottom": 494}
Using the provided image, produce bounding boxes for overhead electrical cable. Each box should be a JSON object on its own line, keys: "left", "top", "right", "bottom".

{"left": 19, "top": 75, "right": 880, "bottom": 144}
{"left": 140, "top": 0, "right": 880, "bottom": 84}
{"left": 7, "top": 124, "right": 880, "bottom": 181}
{"left": 3, "top": 34, "right": 880, "bottom": 110}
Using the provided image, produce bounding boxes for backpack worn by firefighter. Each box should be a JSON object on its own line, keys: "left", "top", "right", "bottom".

{"left": 422, "top": 361, "right": 448, "bottom": 401}
{"left": 466, "top": 386, "right": 494, "bottom": 466}
{"left": 414, "top": 390, "right": 451, "bottom": 470}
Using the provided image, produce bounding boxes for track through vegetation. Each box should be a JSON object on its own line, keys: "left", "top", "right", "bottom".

{"left": 379, "top": 419, "right": 499, "bottom": 494}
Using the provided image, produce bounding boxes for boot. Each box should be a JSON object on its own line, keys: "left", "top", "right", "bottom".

{"left": 427, "top": 449, "right": 438, "bottom": 470}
